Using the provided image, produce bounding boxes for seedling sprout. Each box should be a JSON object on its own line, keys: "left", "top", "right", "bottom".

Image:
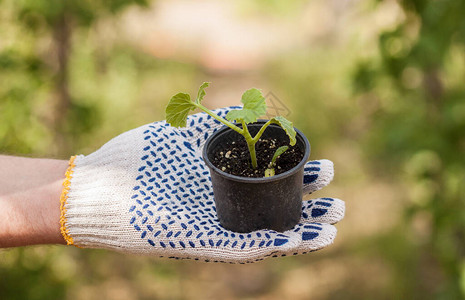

{"left": 166, "top": 82, "right": 296, "bottom": 175}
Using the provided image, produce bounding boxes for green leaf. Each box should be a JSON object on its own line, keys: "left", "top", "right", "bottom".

{"left": 265, "top": 168, "right": 275, "bottom": 177}
{"left": 271, "top": 145, "right": 289, "bottom": 165}
{"left": 225, "top": 88, "right": 266, "bottom": 124}
{"left": 165, "top": 93, "right": 196, "bottom": 127}
{"left": 196, "top": 82, "right": 210, "bottom": 104}
{"left": 270, "top": 116, "right": 296, "bottom": 146}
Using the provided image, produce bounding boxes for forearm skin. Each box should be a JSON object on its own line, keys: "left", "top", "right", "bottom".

{"left": 0, "top": 155, "right": 68, "bottom": 247}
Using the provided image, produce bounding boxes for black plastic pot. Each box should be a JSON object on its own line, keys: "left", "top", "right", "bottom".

{"left": 202, "top": 120, "right": 310, "bottom": 233}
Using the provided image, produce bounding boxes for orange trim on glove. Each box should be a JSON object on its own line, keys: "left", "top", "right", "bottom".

{"left": 60, "top": 156, "right": 76, "bottom": 245}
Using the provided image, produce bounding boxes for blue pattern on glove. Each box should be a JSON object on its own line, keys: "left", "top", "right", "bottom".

{"left": 126, "top": 108, "right": 338, "bottom": 263}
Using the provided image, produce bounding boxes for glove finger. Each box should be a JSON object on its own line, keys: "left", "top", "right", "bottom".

{"left": 301, "top": 197, "right": 345, "bottom": 225}
{"left": 302, "top": 159, "right": 334, "bottom": 194}
{"left": 180, "top": 106, "right": 242, "bottom": 150}
{"left": 184, "top": 222, "right": 335, "bottom": 263}
{"left": 268, "top": 223, "right": 337, "bottom": 258}
{"left": 171, "top": 227, "right": 302, "bottom": 264}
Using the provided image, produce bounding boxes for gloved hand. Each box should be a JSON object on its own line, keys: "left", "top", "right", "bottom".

{"left": 60, "top": 107, "right": 345, "bottom": 263}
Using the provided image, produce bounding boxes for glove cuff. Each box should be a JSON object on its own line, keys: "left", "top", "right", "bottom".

{"left": 59, "top": 154, "right": 131, "bottom": 250}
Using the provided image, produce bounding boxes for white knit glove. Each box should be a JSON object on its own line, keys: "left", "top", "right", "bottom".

{"left": 60, "top": 107, "right": 345, "bottom": 263}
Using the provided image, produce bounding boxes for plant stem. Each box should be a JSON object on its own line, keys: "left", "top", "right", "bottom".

{"left": 242, "top": 120, "right": 258, "bottom": 168}
{"left": 195, "top": 103, "right": 244, "bottom": 134}
{"left": 195, "top": 103, "right": 260, "bottom": 169}
{"left": 248, "top": 142, "right": 258, "bottom": 169}
{"left": 251, "top": 119, "right": 273, "bottom": 143}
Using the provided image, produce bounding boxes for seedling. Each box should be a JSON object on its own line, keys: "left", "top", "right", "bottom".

{"left": 264, "top": 146, "right": 289, "bottom": 177}
{"left": 166, "top": 82, "right": 296, "bottom": 171}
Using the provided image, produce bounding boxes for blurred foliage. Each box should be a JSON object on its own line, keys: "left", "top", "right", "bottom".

{"left": 0, "top": 0, "right": 148, "bottom": 156}
{"left": 0, "top": 248, "right": 69, "bottom": 300}
{"left": 352, "top": 0, "right": 465, "bottom": 298}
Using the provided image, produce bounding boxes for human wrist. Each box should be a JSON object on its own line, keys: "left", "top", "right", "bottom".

{"left": 38, "top": 170, "right": 68, "bottom": 245}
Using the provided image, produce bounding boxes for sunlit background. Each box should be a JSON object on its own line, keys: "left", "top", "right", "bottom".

{"left": 1, "top": 0, "right": 465, "bottom": 299}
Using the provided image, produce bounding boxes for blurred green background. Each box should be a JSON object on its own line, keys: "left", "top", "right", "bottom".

{"left": 1, "top": 0, "right": 464, "bottom": 299}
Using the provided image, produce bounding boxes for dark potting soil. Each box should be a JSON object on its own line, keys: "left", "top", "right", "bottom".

{"left": 210, "top": 137, "right": 305, "bottom": 178}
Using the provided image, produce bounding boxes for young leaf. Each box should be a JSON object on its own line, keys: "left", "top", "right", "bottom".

{"left": 196, "top": 82, "right": 210, "bottom": 104}
{"left": 225, "top": 88, "right": 266, "bottom": 124}
{"left": 270, "top": 116, "right": 296, "bottom": 146}
{"left": 165, "top": 93, "right": 196, "bottom": 128}
{"left": 271, "top": 145, "right": 289, "bottom": 165}
{"left": 265, "top": 168, "right": 275, "bottom": 177}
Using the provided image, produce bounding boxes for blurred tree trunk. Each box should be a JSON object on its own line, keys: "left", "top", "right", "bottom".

{"left": 424, "top": 68, "right": 443, "bottom": 103}
{"left": 52, "top": 11, "right": 72, "bottom": 156}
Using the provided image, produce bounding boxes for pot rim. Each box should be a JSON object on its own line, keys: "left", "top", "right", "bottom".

{"left": 202, "top": 119, "right": 310, "bottom": 183}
